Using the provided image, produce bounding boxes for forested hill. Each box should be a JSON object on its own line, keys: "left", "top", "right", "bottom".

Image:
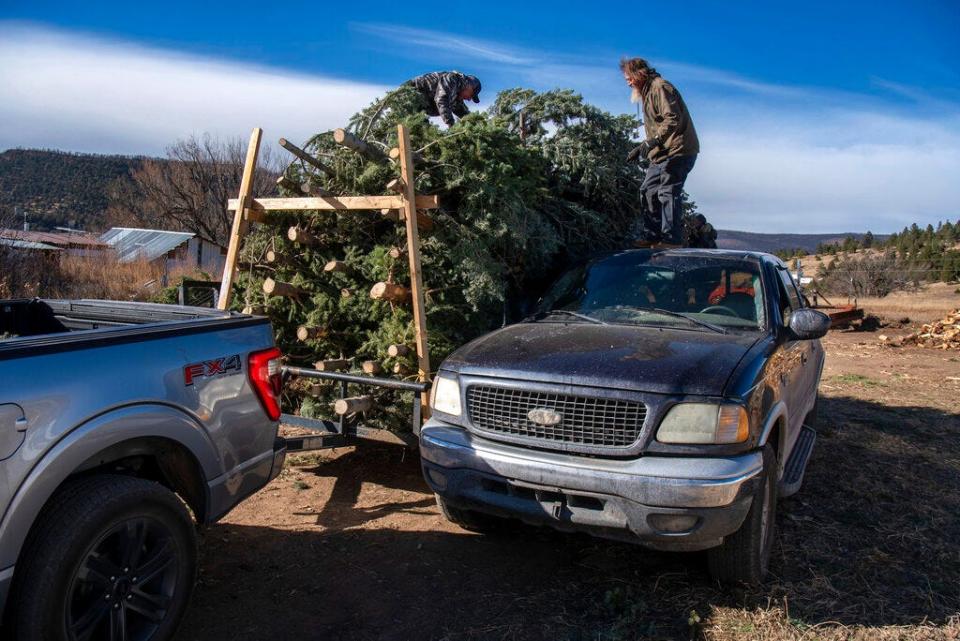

{"left": 0, "top": 148, "right": 144, "bottom": 231}
{"left": 716, "top": 229, "right": 886, "bottom": 254}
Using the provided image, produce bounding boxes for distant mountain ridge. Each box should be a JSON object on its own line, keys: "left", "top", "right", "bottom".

{"left": 0, "top": 148, "right": 145, "bottom": 231}
{"left": 716, "top": 229, "right": 885, "bottom": 254}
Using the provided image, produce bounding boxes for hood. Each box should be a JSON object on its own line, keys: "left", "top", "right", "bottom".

{"left": 442, "top": 321, "right": 762, "bottom": 396}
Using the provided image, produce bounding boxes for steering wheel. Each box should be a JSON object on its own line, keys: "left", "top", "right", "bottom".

{"left": 699, "top": 304, "right": 740, "bottom": 318}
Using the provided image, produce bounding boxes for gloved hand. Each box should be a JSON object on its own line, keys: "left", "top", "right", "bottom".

{"left": 626, "top": 140, "right": 651, "bottom": 163}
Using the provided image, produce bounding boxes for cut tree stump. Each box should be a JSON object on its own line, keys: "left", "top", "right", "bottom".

{"left": 379, "top": 208, "right": 432, "bottom": 231}
{"left": 314, "top": 359, "right": 350, "bottom": 371}
{"left": 340, "top": 288, "right": 353, "bottom": 298}
{"left": 296, "top": 326, "right": 326, "bottom": 341}
{"left": 323, "top": 260, "right": 348, "bottom": 273}
{"left": 241, "top": 305, "right": 267, "bottom": 316}
{"left": 334, "top": 395, "right": 373, "bottom": 415}
{"left": 386, "top": 178, "right": 405, "bottom": 194}
{"left": 287, "top": 227, "right": 320, "bottom": 245}
{"left": 263, "top": 278, "right": 306, "bottom": 299}
{"left": 307, "top": 383, "right": 327, "bottom": 397}
{"left": 388, "top": 247, "right": 406, "bottom": 259}
{"left": 301, "top": 180, "right": 332, "bottom": 197}
{"left": 393, "top": 362, "right": 412, "bottom": 376}
{"left": 279, "top": 137, "right": 334, "bottom": 176}
{"left": 387, "top": 344, "right": 410, "bottom": 357}
{"left": 333, "top": 128, "right": 387, "bottom": 162}
{"left": 370, "top": 282, "right": 410, "bottom": 303}
{"left": 265, "top": 250, "right": 280, "bottom": 264}
{"left": 389, "top": 147, "right": 425, "bottom": 164}
{"left": 276, "top": 176, "right": 301, "bottom": 193}
{"left": 361, "top": 360, "right": 383, "bottom": 375}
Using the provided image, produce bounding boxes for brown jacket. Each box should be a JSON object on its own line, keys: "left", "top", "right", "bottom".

{"left": 641, "top": 74, "right": 699, "bottom": 163}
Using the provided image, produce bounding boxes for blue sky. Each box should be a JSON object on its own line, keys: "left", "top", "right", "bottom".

{"left": 1, "top": 1, "right": 958, "bottom": 233}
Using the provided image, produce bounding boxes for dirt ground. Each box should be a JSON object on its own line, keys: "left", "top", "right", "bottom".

{"left": 175, "top": 324, "right": 960, "bottom": 641}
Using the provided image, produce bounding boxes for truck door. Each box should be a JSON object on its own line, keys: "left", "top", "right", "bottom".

{"left": 775, "top": 267, "right": 815, "bottom": 450}
{"left": 0, "top": 403, "right": 27, "bottom": 461}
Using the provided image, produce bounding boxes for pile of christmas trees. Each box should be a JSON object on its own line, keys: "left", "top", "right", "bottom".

{"left": 233, "top": 86, "right": 659, "bottom": 428}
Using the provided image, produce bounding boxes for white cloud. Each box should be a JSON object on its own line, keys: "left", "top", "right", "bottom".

{"left": 0, "top": 22, "right": 386, "bottom": 155}
{"left": 353, "top": 23, "right": 960, "bottom": 233}
{"left": 350, "top": 23, "right": 542, "bottom": 66}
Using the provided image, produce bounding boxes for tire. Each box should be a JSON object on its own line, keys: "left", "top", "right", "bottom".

{"left": 9, "top": 474, "right": 198, "bottom": 641}
{"left": 707, "top": 444, "right": 778, "bottom": 585}
{"left": 435, "top": 494, "right": 505, "bottom": 534}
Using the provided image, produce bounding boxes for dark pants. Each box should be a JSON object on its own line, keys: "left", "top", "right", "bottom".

{"left": 639, "top": 154, "right": 697, "bottom": 245}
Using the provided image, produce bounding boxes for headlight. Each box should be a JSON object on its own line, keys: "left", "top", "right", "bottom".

{"left": 656, "top": 403, "right": 749, "bottom": 444}
{"left": 430, "top": 374, "right": 462, "bottom": 416}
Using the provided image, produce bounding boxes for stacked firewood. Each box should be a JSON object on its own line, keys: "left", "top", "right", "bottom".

{"left": 898, "top": 309, "right": 960, "bottom": 349}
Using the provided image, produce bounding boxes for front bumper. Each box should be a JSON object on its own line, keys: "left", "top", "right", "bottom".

{"left": 420, "top": 421, "right": 762, "bottom": 551}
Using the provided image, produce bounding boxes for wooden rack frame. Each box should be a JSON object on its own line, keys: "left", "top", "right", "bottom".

{"left": 218, "top": 125, "right": 435, "bottom": 417}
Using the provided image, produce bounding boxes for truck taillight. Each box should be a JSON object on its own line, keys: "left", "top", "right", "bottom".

{"left": 248, "top": 348, "right": 282, "bottom": 421}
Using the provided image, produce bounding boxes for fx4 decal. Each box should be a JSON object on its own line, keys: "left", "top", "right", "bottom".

{"left": 184, "top": 354, "right": 242, "bottom": 385}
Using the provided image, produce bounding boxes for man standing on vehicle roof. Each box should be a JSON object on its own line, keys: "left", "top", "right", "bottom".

{"left": 623, "top": 57, "right": 700, "bottom": 249}
{"left": 408, "top": 71, "right": 482, "bottom": 127}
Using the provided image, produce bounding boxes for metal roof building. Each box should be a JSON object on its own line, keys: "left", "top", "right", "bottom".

{"left": 100, "top": 228, "right": 195, "bottom": 263}
{"left": 0, "top": 237, "right": 62, "bottom": 252}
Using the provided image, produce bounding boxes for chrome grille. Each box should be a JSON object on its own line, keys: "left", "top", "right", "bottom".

{"left": 466, "top": 386, "right": 645, "bottom": 447}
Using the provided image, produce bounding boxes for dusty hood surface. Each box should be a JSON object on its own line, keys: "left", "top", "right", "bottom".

{"left": 442, "top": 321, "right": 762, "bottom": 396}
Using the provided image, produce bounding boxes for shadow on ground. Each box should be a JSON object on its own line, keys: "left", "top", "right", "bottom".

{"left": 176, "top": 395, "right": 960, "bottom": 641}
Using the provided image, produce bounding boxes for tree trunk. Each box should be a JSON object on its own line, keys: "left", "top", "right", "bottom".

{"left": 296, "top": 326, "right": 326, "bottom": 341}
{"left": 278, "top": 137, "right": 334, "bottom": 175}
{"left": 361, "top": 360, "right": 383, "bottom": 375}
{"left": 263, "top": 278, "right": 305, "bottom": 298}
{"left": 387, "top": 344, "right": 410, "bottom": 357}
{"left": 333, "top": 128, "right": 387, "bottom": 162}
{"left": 314, "top": 358, "right": 350, "bottom": 371}
{"left": 323, "top": 260, "right": 348, "bottom": 273}
{"left": 334, "top": 395, "right": 373, "bottom": 415}
{"left": 370, "top": 282, "right": 410, "bottom": 303}
{"left": 288, "top": 227, "right": 320, "bottom": 245}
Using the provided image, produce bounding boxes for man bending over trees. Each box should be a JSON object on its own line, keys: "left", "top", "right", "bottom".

{"left": 407, "top": 71, "right": 482, "bottom": 127}
{"left": 623, "top": 57, "right": 700, "bottom": 248}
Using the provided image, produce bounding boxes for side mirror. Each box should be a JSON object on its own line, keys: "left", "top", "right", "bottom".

{"left": 788, "top": 308, "right": 831, "bottom": 340}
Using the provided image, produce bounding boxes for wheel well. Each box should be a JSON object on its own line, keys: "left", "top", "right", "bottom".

{"left": 71, "top": 437, "right": 208, "bottom": 522}
{"left": 766, "top": 418, "right": 784, "bottom": 476}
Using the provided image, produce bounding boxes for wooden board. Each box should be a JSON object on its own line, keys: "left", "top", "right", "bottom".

{"left": 218, "top": 128, "right": 262, "bottom": 310}
{"left": 397, "top": 124, "right": 432, "bottom": 418}
{"left": 227, "top": 194, "right": 438, "bottom": 212}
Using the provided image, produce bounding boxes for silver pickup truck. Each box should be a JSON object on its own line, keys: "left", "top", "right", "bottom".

{"left": 421, "top": 249, "right": 829, "bottom": 584}
{"left": 0, "top": 298, "right": 286, "bottom": 641}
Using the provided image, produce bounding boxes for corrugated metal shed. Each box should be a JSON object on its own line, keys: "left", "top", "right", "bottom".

{"left": 0, "top": 229, "right": 107, "bottom": 249}
{"left": 100, "top": 228, "right": 195, "bottom": 263}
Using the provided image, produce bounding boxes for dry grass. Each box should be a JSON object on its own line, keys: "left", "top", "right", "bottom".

{"left": 856, "top": 282, "right": 960, "bottom": 324}
{"left": 54, "top": 253, "right": 165, "bottom": 300}
{"left": 0, "top": 249, "right": 167, "bottom": 301}
{"left": 705, "top": 607, "right": 960, "bottom": 641}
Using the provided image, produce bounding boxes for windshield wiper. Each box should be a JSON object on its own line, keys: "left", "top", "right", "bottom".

{"left": 533, "top": 310, "right": 608, "bottom": 325}
{"left": 626, "top": 307, "right": 727, "bottom": 334}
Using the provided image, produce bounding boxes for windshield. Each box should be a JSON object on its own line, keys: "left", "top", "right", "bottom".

{"left": 538, "top": 251, "right": 766, "bottom": 331}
